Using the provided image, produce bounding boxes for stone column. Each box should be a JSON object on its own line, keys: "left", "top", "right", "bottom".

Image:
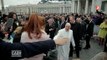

{"left": 77, "top": 0, "right": 80, "bottom": 14}
{"left": 91, "top": 0, "right": 95, "bottom": 13}
{"left": 85, "top": 0, "right": 89, "bottom": 14}
{"left": 1, "top": 0, "right": 5, "bottom": 13}
{"left": 72, "top": 0, "right": 75, "bottom": 13}
{"left": 60, "top": 7, "right": 62, "bottom": 14}
{"left": 63, "top": 3, "right": 65, "bottom": 13}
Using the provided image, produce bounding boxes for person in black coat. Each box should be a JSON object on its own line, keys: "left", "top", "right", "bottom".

{"left": 104, "top": 35, "right": 107, "bottom": 52}
{"left": 69, "top": 16, "right": 82, "bottom": 58}
{"left": 0, "top": 14, "right": 8, "bottom": 24}
{"left": 45, "top": 17, "right": 56, "bottom": 39}
{"left": 76, "top": 17, "right": 87, "bottom": 39}
{"left": 84, "top": 16, "right": 94, "bottom": 49}
{"left": 0, "top": 26, "right": 5, "bottom": 39}
{"left": 60, "top": 16, "right": 66, "bottom": 29}
{"left": 5, "top": 12, "right": 19, "bottom": 39}
{"left": 0, "top": 31, "right": 5, "bottom": 39}
{"left": 0, "top": 37, "right": 68, "bottom": 60}
{"left": 0, "top": 11, "right": 2, "bottom": 22}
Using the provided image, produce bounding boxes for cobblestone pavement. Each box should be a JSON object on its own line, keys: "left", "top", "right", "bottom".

{"left": 71, "top": 39, "right": 103, "bottom": 60}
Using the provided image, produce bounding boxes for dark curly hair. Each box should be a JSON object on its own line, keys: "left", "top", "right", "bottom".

{"left": 8, "top": 12, "right": 16, "bottom": 18}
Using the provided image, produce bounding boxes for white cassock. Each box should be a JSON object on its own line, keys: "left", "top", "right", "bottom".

{"left": 54, "top": 28, "right": 75, "bottom": 60}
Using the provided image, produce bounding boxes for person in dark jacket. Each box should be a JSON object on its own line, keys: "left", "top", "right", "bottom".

{"left": 0, "top": 25, "right": 5, "bottom": 39}
{"left": 60, "top": 16, "right": 66, "bottom": 29}
{"left": 84, "top": 16, "right": 94, "bottom": 49}
{"left": 76, "top": 17, "right": 87, "bottom": 39}
{"left": 0, "top": 11, "right": 2, "bottom": 22}
{"left": 0, "top": 37, "right": 68, "bottom": 60}
{"left": 45, "top": 17, "right": 56, "bottom": 39}
{"left": 5, "top": 12, "right": 19, "bottom": 39}
{"left": 0, "top": 14, "right": 8, "bottom": 24}
{"left": 104, "top": 35, "right": 107, "bottom": 52}
{"left": 13, "top": 18, "right": 28, "bottom": 43}
{"left": 69, "top": 16, "right": 82, "bottom": 58}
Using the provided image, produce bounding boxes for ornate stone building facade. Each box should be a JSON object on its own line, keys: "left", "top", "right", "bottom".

{"left": 5, "top": 0, "right": 107, "bottom": 14}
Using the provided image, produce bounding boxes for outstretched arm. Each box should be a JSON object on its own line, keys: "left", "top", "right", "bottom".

{"left": 0, "top": 37, "right": 68, "bottom": 60}
{"left": 0, "top": 39, "right": 55, "bottom": 59}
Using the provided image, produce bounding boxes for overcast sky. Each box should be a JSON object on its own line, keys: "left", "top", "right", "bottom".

{"left": 0, "top": 0, "right": 41, "bottom": 10}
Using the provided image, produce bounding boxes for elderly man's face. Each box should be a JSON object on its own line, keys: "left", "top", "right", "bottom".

{"left": 65, "top": 25, "right": 71, "bottom": 31}
{"left": 69, "top": 16, "right": 75, "bottom": 23}
{"left": 61, "top": 16, "right": 65, "bottom": 21}
{"left": 76, "top": 18, "right": 81, "bottom": 23}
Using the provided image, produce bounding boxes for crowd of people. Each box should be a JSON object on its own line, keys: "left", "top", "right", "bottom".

{"left": 0, "top": 11, "right": 107, "bottom": 60}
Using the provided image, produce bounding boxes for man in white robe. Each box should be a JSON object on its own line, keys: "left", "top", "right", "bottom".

{"left": 54, "top": 23, "right": 75, "bottom": 60}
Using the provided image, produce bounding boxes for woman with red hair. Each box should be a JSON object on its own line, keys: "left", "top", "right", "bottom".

{"left": 20, "top": 13, "right": 50, "bottom": 60}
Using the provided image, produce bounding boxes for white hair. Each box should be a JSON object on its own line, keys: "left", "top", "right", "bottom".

{"left": 65, "top": 23, "right": 71, "bottom": 27}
